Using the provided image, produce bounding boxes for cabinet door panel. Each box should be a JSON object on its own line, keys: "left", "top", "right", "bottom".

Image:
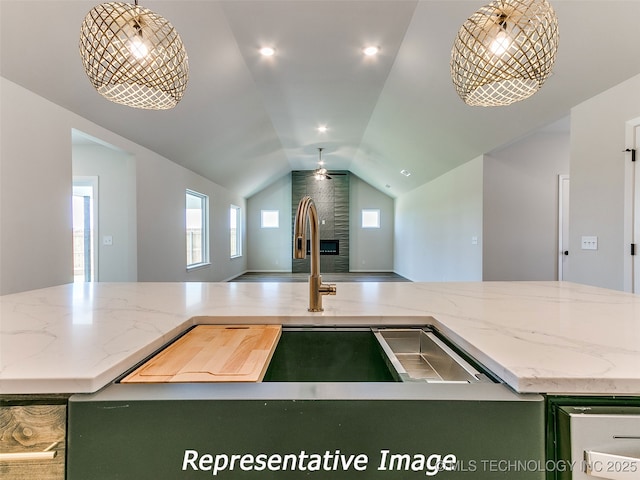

{"left": 0, "top": 405, "right": 66, "bottom": 480}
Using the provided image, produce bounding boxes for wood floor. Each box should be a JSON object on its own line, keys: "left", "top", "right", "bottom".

{"left": 229, "top": 272, "right": 411, "bottom": 282}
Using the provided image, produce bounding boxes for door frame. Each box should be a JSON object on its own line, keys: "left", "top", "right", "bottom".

{"left": 624, "top": 118, "right": 640, "bottom": 292}
{"left": 558, "top": 174, "right": 570, "bottom": 281}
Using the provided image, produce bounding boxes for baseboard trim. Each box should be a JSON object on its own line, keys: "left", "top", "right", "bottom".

{"left": 348, "top": 269, "right": 396, "bottom": 273}
{"left": 223, "top": 270, "right": 249, "bottom": 282}
{"left": 244, "top": 269, "right": 292, "bottom": 273}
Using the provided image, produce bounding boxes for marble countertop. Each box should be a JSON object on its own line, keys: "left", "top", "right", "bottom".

{"left": 1, "top": 281, "right": 639, "bottom": 395}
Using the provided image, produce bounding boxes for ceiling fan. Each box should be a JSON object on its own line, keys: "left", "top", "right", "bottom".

{"left": 311, "top": 148, "right": 347, "bottom": 180}
{"left": 313, "top": 147, "right": 331, "bottom": 180}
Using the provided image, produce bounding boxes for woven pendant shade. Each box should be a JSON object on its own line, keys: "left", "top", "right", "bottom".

{"left": 79, "top": 2, "right": 188, "bottom": 110}
{"left": 450, "top": 0, "right": 559, "bottom": 107}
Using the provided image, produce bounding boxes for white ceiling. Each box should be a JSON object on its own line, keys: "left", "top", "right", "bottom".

{"left": 2, "top": 0, "right": 640, "bottom": 198}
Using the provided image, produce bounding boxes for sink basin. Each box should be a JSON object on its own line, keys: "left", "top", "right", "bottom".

{"left": 262, "top": 327, "right": 397, "bottom": 382}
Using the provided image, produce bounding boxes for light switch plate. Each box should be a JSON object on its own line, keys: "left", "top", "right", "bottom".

{"left": 581, "top": 236, "right": 598, "bottom": 250}
{"left": 103, "top": 235, "right": 113, "bottom": 246}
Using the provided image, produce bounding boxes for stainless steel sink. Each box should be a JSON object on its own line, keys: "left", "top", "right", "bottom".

{"left": 373, "top": 328, "right": 487, "bottom": 383}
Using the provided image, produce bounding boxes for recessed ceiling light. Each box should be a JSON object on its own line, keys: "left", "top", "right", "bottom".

{"left": 363, "top": 46, "right": 380, "bottom": 56}
{"left": 259, "top": 46, "right": 275, "bottom": 57}
{"left": 400, "top": 169, "right": 411, "bottom": 177}
{"left": 317, "top": 125, "right": 328, "bottom": 133}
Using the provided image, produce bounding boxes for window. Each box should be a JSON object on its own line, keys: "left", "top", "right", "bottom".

{"left": 261, "top": 209, "right": 279, "bottom": 228}
{"left": 362, "top": 209, "right": 381, "bottom": 228}
{"left": 186, "top": 190, "right": 209, "bottom": 268}
{"left": 230, "top": 205, "right": 242, "bottom": 258}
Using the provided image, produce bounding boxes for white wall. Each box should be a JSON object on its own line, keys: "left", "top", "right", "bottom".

{"left": 73, "top": 142, "right": 137, "bottom": 282}
{"left": 568, "top": 73, "right": 640, "bottom": 290}
{"left": 136, "top": 154, "right": 247, "bottom": 282}
{"left": 0, "top": 77, "right": 247, "bottom": 294}
{"left": 483, "top": 129, "right": 570, "bottom": 281}
{"left": 246, "top": 174, "right": 292, "bottom": 272}
{"left": 349, "top": 175, "right": 395, "bottom": 272}
{"left": 395, "top": 157, "right": 483, "bottom": 282}
{"left": 1, "top": 78, "right": 74, "bottom": 294}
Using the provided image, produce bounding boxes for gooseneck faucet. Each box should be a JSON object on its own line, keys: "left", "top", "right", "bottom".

{"left": 293, "top": 195, "right": 337, "bottom": 312}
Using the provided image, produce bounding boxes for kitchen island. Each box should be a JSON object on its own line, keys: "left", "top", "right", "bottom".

{"left": 2, "top": 281, "right": 640, "bottom": 480}
{"left": 1, "top": 280, "right": 639, "bottom": 395}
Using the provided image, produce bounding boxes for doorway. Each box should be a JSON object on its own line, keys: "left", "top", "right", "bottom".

{"left": 72, "top": 177, "right": 98, "bottom": 282}
{"left": 72, "top": 128, "right": 137, "bottom": 282}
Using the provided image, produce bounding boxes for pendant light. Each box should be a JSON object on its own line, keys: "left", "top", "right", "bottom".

{"left": 450, "top": 0, "right": 559, "bottom": 107}
{"left": 79, "top": 1, "right": 189, "bottom": 110}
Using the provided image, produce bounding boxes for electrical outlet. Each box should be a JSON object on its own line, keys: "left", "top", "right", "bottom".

{"left": 581, "top": 236, "right": 598, "bottom": 250}
{"left": 103, "top": 235, "right": 113, "bottom": 246}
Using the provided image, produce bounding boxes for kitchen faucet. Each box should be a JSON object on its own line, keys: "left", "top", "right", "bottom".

{"left": 293, "top": 195, "right": 337, "bottom": 312}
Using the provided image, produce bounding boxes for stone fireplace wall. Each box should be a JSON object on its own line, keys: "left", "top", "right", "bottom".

{"left": 291, "top": 171, "right": 349, "bottom": 273}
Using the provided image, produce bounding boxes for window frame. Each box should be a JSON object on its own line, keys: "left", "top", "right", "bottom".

{"left": 186, "top": 189, "right": 210, "bottom": 270}
{"left": 230, "top": 204, "right": 242, "bottom": 259}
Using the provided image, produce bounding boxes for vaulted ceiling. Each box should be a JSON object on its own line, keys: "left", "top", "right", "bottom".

{"left": 2, "top": 0, "right": 640, "bottom": 198}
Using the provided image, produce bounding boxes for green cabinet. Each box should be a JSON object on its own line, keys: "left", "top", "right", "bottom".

{"left": 68, "top": 383, "right": 545, "bottom": 479}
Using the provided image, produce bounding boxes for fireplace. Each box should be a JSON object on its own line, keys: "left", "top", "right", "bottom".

{"left": 306, "top": 239, "right": 339, "bottom": 256}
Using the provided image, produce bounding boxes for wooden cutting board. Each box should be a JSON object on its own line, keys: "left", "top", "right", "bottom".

{"left": 121, "top": 325, "right": 281, "bottom": 383}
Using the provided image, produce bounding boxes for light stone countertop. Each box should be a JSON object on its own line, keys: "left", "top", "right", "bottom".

{"left": 1, "top": 281, "right": 639, "bottom": 395}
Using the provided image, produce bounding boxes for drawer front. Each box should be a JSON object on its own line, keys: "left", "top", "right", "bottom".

{"left": 0, "top": 404, "right": 66, "bottom": 480}
{"left": 560, "top": 407, "right": 640, "bottom": 480}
